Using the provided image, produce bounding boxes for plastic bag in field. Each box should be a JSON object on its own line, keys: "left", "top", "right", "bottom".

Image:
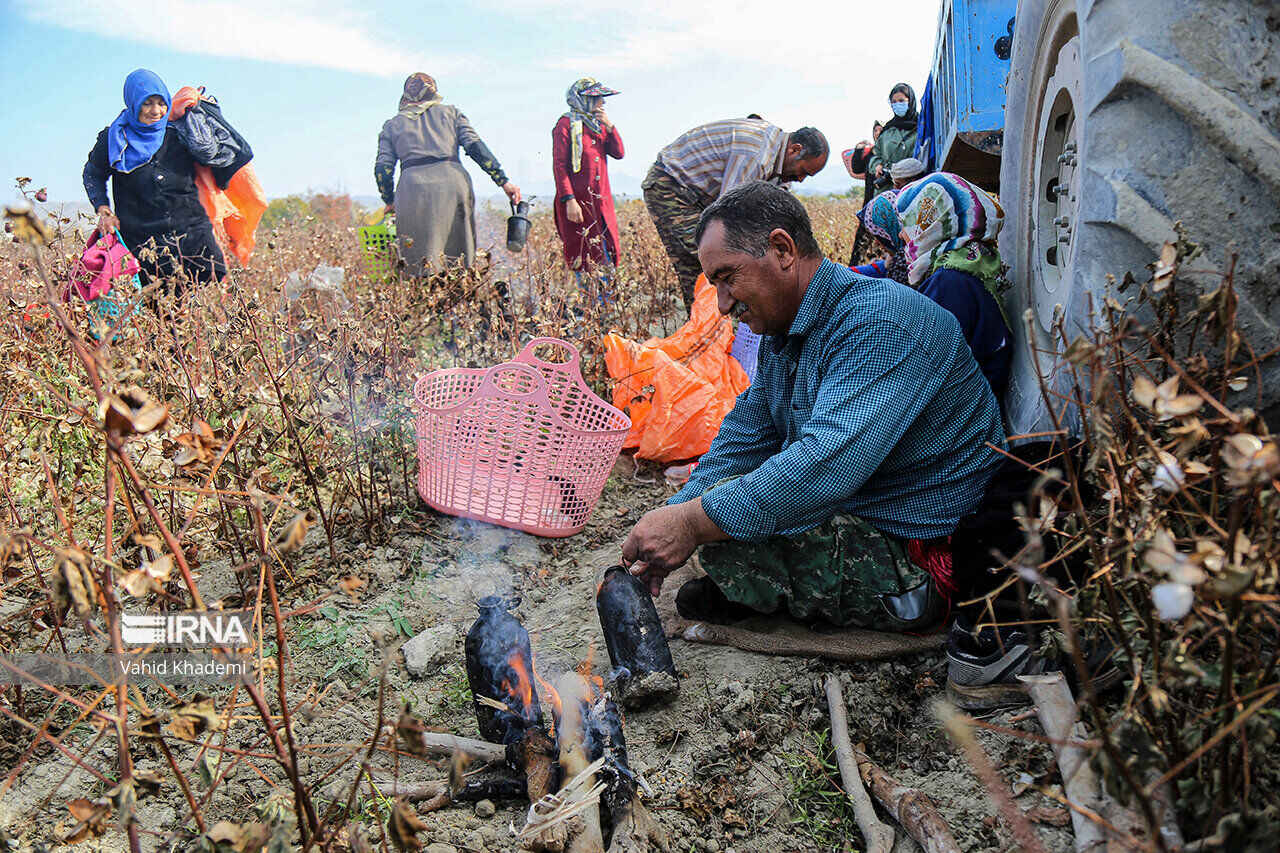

{"left": 604, "top": 275, "right": 750, "bottom": 463}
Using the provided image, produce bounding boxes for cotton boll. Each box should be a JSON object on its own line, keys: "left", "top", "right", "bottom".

{"left": 1152, "top": 451, "right": 1184, "bottom": 493}
{"left": 1152, "top": 581, "right": 1195, "bottom": 621}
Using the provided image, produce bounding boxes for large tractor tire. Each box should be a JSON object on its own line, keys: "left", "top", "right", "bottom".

{"left": 1000, "top": 0, "right": 1280, "bottom": 435}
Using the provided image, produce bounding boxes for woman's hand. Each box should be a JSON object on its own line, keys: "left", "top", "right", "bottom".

{"left": 564, "top": 198, "right": 584, "bottom": 224}
{"left": 875, "top": 165, "right": 884, "bottom": 178}
{"left": 502, "top": 182, "right": 522, "bottom": 206}
{"left": 593, "top": 106, "right": 613, "bottom": 132}
{"left": 96, "top": 206, "right": 120, "bottom": 234}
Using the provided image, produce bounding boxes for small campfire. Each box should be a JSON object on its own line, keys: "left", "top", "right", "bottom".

{"left": 381, "top": 590, "right": 669, "bottom": 852}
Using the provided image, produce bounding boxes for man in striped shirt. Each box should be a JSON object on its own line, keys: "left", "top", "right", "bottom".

{"left": 621, "top": 181, "right": 1004, "bottom": 630}
{"left": 642, "top": 118, "right": 829, "bottom": 310}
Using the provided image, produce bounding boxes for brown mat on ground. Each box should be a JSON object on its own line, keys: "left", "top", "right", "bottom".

{"left": 654, "top": 563, "right": 944, "bottom": 662}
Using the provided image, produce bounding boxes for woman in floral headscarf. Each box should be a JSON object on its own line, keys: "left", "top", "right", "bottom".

{"left": 552, "top": 78, "right": 624, "bottom": 276}
{"left": 376, "top": 73, "right": 521, "bottom": 275}
{"left": 895, "top": 172, "right": 1012, "bottom": 398}
{"left": 850, "top": 190, "right": 911, "bottom": 285}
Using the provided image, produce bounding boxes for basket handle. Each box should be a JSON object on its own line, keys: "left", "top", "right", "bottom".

{"left": 474, "top": 363, "right": 553, "bottom": 407}
{"left": 512, "top": 337, "right": 581, "bottom": 371}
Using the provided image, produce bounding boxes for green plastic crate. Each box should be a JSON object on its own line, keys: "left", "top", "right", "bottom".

{"left": 358, "top": 217, "right": 398, "bottom": 278}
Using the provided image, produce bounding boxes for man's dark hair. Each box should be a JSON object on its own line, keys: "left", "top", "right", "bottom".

{"left": 695, "top": 181, "right": 822, "bottom": 259}
{"left": 788, "top": 127, "right": 828, "bottom": 160}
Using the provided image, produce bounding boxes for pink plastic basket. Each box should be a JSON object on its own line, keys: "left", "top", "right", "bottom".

{"left": 414, "top": 338, "right": 631, "bottom": 537}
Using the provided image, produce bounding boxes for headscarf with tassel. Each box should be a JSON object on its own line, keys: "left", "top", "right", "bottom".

{"left": 563, "top": 77, "right": 619, "bottom": 173}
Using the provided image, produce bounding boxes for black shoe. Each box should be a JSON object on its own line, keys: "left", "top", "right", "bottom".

{"left": 675, "top": 577, "right": 772, "bottom": 625}
{"left": 945, "top": 614, "right": 1125, "bottom": 710}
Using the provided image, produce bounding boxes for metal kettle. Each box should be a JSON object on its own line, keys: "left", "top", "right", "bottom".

{"left": 506, "top": 200, "right": 531, "bottom": 252}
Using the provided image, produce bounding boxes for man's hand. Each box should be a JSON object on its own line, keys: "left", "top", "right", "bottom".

{"left": 503, "top": 182, "right": 522, "bottom": 206}
{"left": 564, "top": 198, "right": 584, "bottom": 224}
{"left": 621, "top": 499, "right": 727, "bottom": 596}
{"left": 874, "top": 165, "right": 884, "bottom": 178}
{"left": 383, "top": 203, "right": 395, "bottom": 216}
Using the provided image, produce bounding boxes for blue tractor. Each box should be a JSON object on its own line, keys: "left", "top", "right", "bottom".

{"left": 925, "top": 0, "right": 1280, "bottom": 432}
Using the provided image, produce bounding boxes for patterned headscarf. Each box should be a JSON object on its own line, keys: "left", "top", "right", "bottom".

{"left": 896, "top": 172, "right": 1004, "bottom": 286}
{"left": 564, "top": 77, "right": 618, "bottom": 173}
{"left": 856, "top": 191, "right": 910, "bottom": 284}
{"left": 858, "top": 191, "right": 901, "bottom": 251}
{"left": 399, "top": 73, "right": 442, "bottom": 116}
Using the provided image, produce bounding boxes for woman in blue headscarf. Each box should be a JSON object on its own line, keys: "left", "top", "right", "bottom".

{"left": 83, "top": 69, "right": 226, "bottom": 293}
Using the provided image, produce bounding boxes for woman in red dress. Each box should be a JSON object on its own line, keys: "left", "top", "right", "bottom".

{"left": 552, "top": 78, "right": 624, "bottom": 277}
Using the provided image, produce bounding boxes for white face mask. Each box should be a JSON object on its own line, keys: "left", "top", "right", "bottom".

{"left": 890, "top": 101, "right": 909, "bottom": 117}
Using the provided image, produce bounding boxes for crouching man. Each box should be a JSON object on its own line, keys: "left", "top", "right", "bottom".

{"left": 622, "top": 181, "right": 1005, "bottom": 631}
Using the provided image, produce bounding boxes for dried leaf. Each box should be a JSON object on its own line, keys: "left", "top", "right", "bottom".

{"left": 61, "top": 797, "right": 111, "bottom": 843}
{"left": 118, "top": 554, "right": 173, "bottom": 598}
{"left": 397, "top": 703, "right": 426, "bottom": 756}
{"left": 133, "top": 533, "right": 164, "bottom": 551}
{"left": 107, "top": 779, "right": 137, "bottom": 828}
{"left": 1061, "top": 335, "right": 1097, "bottom": 366}
{"left": 272, "top": 510, "right": 317, "bottom": 553}
{"left": 99, "top": 387, "right": 170, "bottom": 437}
{"left": 0, "top": 527, "right": 29, "bottom": 576}
{"left": 50, "top": 548, "right": 100, "bottom": 621}
{"left": 1152, "top": 241, "right": 1177, "bottom": 292}
{"left": 4, "top": 203, "right": 52, "bottom": 246}
{"left": 347, "top": 823, "right": 374, "bottom": 853}
{"left": 167, "top": 693, "right": 228, "bottom": 741}
{"left": 1222, "top": 434, "right": 1280, "bottom": 487}
{"left": 338, "top": 575, "right": 366, "bottom": 600}
{"left": 448, "top": 750, "right": 473, "bottom": 796}
{"left": 386, "top": 799, "right": 429, "bottom": 853}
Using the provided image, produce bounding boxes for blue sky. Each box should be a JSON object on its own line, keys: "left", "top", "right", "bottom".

{"left": 0, "top": 0, "right": 939, "bottom": 208}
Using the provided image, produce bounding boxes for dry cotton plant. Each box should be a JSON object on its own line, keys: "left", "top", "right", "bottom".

{"left": 960, "top": 233, "right": 1280, "bottom": 851}
{"left": 0, "top": 177, "right": 866, "bottom": 851}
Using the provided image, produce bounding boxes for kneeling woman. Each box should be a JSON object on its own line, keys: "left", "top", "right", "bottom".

{"left": 83, "top": 69, "right": 226, "bottom": 293}
{"left": 896, "top": 173, "right": 1013, "bottom": 400}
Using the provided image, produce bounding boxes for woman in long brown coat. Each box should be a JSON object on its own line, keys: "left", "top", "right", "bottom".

{"left": 551, "top": 78, "right": 623, "bottom": 274}
{"left": 375, "top": 73, "right": 521, "bottom": 275}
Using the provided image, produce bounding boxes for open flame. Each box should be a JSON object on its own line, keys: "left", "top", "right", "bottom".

{"left": 534, "top": 666, "right": 562, "bottom": 719}
{"left": 501, "top": 648, "right": 535, "bottom": 713}
{"left": 576, "top": 642, "right": 606, "bottom": 699}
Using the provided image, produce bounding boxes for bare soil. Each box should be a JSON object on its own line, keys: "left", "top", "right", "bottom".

{"left": 1, "top": 456, "right": 1078, "bottom": 852}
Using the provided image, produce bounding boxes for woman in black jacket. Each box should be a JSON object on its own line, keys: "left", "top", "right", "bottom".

{"left": 83, "top": 69, "right": 225, "bottom": 293}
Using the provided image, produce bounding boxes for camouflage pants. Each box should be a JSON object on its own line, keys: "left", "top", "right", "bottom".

{"left": 699, "top": 512, "right": 940, "bottom": 630}
{"left": 642, "top": 164, "right": 705, "bottom": 312}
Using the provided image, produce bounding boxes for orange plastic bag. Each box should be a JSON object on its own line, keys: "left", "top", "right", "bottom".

{"left": 604, "top": 275, "right": 750, "bottom": 463}
{"left": 171, "top": 87, "right": 267, "bottom": 267}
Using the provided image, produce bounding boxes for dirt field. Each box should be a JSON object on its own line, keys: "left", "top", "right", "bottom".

{"left": 6, "top": 191, "right": 1275, "bottom": 852}
{"left": 1, "top": 448, "right": 1079, "bottom": 852}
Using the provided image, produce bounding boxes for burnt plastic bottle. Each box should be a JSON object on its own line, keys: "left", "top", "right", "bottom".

{"left": 464, "top": 595, "right": 544, "bottom": 744}
{"left": 595, "top": 566, "right": 678, "bottom": 704}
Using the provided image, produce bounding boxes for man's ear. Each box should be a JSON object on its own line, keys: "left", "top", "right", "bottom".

{"left": 769, "top": 228, "right": 798, "bottom": 268}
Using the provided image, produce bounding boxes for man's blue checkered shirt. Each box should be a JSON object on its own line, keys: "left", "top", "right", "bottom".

{"left": 670, "top": 259, "right": 1005, "bottom": 541}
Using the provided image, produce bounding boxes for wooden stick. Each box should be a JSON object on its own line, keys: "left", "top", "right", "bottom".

{"left": 851, "top": 747, "right": 961, "bottom": 853}
{"left": 415, "top": 732, "right": 506, "bottom": 762}
{"left": 514, "top": 726, "right": 568, "bottom": 853}
{"left": 557, "top": 672, "right": 606, "bottom": 853}
{"left": 1020, "top": 674, "right": 1107, "bottom": 853}
{"left": 824, "top": 676, "right": 894, "bottom": 853}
